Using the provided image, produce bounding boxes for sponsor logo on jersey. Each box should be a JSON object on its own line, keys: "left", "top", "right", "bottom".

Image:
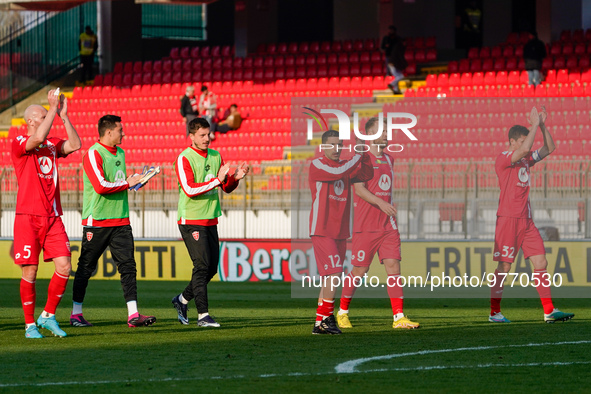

{"left": 205, "top": 164, "right": 211, "bottom": 171}
{"left": 115, "top": 170, "right": 126, "bottom": 182}
{"left": 116, "top": 160, "right": 121, "bottom": 167}
{"left": 87, "top": 232, "right": 93, "bottom": 241}
{"left": 38, "top": 156, "right": 53, "bottom": 175}
{"left": 518, "top": 167, "right": 529, "bottom": 183}
{"left": 378, "top": 174, "right": 392, "bottom": 191}
{"left": 192, "top": 231, "right": 199, "bottom": 241}
{"left": 494, "top": 252, "right": 500, "bottom": 257}
{"left": 333, "top": 180, "right": 345, "bottom": 196}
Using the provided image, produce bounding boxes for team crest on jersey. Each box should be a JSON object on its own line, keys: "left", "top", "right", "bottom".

{"left": 192, "top": 231, "right": 199, "bottom": 241}
{"left": 87, "top": 232, "right": 93, "bottom": 241}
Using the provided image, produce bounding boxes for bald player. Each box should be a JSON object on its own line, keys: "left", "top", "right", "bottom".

{"left": 11, "top": 89, "right": 81, "bottom": 339}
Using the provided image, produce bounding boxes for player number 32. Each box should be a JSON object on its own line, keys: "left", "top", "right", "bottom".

{"left": 501, "top": 246, "right": 515, "bottom": 258}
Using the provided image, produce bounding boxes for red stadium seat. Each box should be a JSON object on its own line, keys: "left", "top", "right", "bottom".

{"left": 471, "top": 71, "right": 484, "bottom": 86}
{"left": 483, "top": 71, "right": 496, "bottom": 85}
{"left": 459, "top": 72, "right": 472, "bottom": 86}
{"left": 556, "top": 69, "right": 569, "bottom": 83}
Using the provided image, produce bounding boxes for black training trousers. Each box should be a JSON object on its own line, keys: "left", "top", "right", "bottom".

{"left": 178, "top": 224, "right": 219, "bottom": 314}
{"left": 73, "top": 225, "right": 138, "bottom": 303}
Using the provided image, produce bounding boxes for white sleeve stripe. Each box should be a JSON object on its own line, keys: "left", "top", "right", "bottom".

{"left": 312, "top": 155, "right": 360, "bottom": 175}
{"left": 177, "top": 155, "right": 220, "bottom": 195}
{"left": 88, "top": 149, "right": 127, "bottom": 189}
{"left": 310, "top": 182, "right": 322, "bottom": 235}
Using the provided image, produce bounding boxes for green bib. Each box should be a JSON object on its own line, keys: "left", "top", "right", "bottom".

{"left": 177, "top": 148, "right": 222, "bottom": 221}
{"left": 82, "top": 143, "right": 129, "bottom": 222}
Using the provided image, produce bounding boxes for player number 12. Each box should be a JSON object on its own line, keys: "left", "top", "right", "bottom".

{"left": 328, "top": 254, "right": 342, "bottom": 268}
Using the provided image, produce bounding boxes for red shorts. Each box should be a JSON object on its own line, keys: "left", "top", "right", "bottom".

{"left": 493, "top": 217, "right": 545, "bottom": 263}
{"left": 352, "top": 230, "right": 401, "bottom": 267}
{"left": 14, "top": 214, "right": 71, "bottom": 265}
{"left": 311, "top": 236, "right": 347, "bottom": 276}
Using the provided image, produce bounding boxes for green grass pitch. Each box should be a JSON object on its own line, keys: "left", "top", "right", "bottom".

{"left": 0, "top": 279, "right": 589, "bottom": 393}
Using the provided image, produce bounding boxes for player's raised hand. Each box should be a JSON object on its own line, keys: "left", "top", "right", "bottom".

{"left": 47, "top": 89, "right": 59, "bottom": 109}
{"left": 218, "top": 162, "right": 231, "bottom": 182}
{"left": 527, "top": 106, "right": 539, "bottom": 127}
{"left": 378, "top": 201, "right": 397, "bottom": 216}
{"left": 539, "top": 105, "right": 547, "bottom": 125}
{"left": 57, "top": 95, "right": 67, "bottom": 118}
{"left": 127, "top": 173, "right": 142, "bottom": 188}
{"left": 234, "top": 162, "right": 250, "bottom": 180}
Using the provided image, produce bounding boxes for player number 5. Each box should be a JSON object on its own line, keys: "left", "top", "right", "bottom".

{"left": 23, "top": 245, "right": 31, "bottom": 259}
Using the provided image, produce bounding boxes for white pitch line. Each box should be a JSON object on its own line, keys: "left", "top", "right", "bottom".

{"left": 335, "top": 340, "right": 591, "bottom": 373}
{"left": 0, "top": 341, "right": 590, "bottom": 388}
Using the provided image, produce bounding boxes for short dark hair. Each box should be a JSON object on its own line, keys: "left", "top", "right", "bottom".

{"left": 321, "top": 129, "right": 340, "bottom": 144}
{"left": 364, "top": 117, "right": 384, "bottom": 134}
{"left": 98, "top": 115, "right": 122, "bottom": 137}
{"left": 188, "top": 117, "right": 210, "bottom": 134}
{"left": 230, "top": 104, "right": 238, "bottom": 109}
{"left": 201, "top": 85, "right": 208, "bottom": 92}
{"left": 508, "top": 125, "right": 529, "bottom": 141}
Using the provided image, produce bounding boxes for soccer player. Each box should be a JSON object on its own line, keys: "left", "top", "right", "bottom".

{"left": 11, "top": 89, "right": 81, "bottom": 338}
{"left": 337, "top": 117, "right": 419, "bottom": 329}
{"left": 489, "top": 106, "right": 574, "bottom": 323}
{"left": 309, "top": 130, "right": 373, "bottom": 335}
{"left": 171, "top": 118, "right": 249, "bottom": 327}
{"left": 71, "top": 115, "right": 157, "bottom": 328}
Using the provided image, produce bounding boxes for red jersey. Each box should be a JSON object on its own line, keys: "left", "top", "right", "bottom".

{"left": 12, "top": 135, "right": 66, "bottom": 217}
{"left": 309, "top": 153, "right": 373, "bottom": 239}
{"left": 354, "top": 152, "right": 397, "bottom": 233}
{"left": 495, "top": 150, "right": 541, "bottom": 219}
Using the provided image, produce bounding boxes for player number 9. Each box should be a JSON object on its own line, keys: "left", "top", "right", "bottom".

{"left": 357, "top": 250, "right": 365, "bottom": 262}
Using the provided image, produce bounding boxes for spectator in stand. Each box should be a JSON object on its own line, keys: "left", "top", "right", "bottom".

{"left": 381, "top": 25, "right": 397, "bottom": 77}
{"left": 386, "top": 28, "right": 407, "bottom": 95}
{"left": 180, "top": 86, "right": 199, "bottom": 137}
{"left": 216, "top": 104, "right": 242, "bottom": 134}
{"left": 460, "top": 0, "right": 482, "bottom": 50}
{"left": 78, "top": 26, "right": 98, "bottom": 84}
{"left": 523, "top": 31, "right": 547, "bottom": 87}
{"left": 199, "top": 85, "right": 217, "bottom": 138}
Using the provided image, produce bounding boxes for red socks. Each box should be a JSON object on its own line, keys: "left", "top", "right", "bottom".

{"left": 490, "top": 269, "right": 504, "bottom": 315}
{"left": 20, "top": 278, "right": 36, "bottom": 325}
{"left": 491, "top": 269, "right": 555, "bottom": 315}
{"left": 534, "top": 269, "right": 555, "bottom": 314}
{"left": 44, "top": 271, "right": 69, "bottom": 315}
{"left": 387, "top": 274, "right": 404, "bottom": 315}
{"left": 339, "top": 273, "right": 357, "bottom": 311}
{"left": 316, "top": 298, "right": 335, "bottom": 321}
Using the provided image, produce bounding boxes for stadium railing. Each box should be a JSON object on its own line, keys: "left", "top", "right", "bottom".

{"left": 1, "top": 160, "right": 589, "bottom": 240}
